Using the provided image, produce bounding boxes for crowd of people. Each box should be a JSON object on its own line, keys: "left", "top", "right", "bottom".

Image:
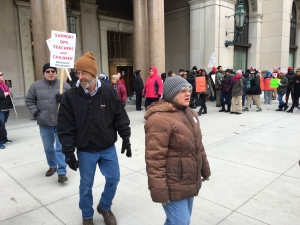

{"left": 1, "top": 50, "right": 300, "bottom": 225}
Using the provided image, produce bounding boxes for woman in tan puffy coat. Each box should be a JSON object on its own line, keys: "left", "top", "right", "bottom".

{"left": 144, "top": 76, "right": 211, "bottom": 225}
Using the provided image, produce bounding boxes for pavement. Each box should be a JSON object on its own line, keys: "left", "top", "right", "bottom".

{"left": 0, "top": 99, "right": 300, "bottom": 225}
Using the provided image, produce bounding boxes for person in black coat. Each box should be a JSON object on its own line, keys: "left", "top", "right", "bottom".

{"left": 287, "top": 68, "right": 300, "bottom": 113}
{"left": 133, "top": 70, "right": 144, "bottom": 111}
{"left": 243, "top": 72, "right": 262, "bottom": 112}
{"left": 0, "top": 71, "right": 13, "bottom": 149}
{"left": 187, "top": 66, "right": 197, "bottom": 109}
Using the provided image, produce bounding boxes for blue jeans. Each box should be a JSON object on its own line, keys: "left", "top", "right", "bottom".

{"left": 242, "top": 93, "right": 246, "bottom": 106}
{"left": 163, "top": 197, "right": 194, "bottom": 225}
{"left": 0, "top": 110, "right": 10, "bottom": 142}
{"left": 39, "top": 126, "right": 66, "bottom": 174}
{"left": 220, "top": 92, "right": 232, "bottom": 105}
{"left": 77, "top": 145, "right": 120, "bottom": 219}
{"left": 277, "top": 94, "right": 285, "bottom": 105}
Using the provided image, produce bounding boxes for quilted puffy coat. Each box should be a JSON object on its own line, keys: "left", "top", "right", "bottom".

{"left": 144, "top": 100, "right": 211, "bottom": 203}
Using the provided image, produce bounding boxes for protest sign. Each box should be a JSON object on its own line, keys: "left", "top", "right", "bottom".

{"left": 49, "top": 30, "right": 76, "bottom": 69}
{"left": 208, "top": 53, "right": 217, "bottom": 68}
{"left": 263, "top": 78, "right": 275, "bottom": 91}
{"left": 270, "top": 78, "right": 280, "bottom": 89}
{"left": 196, "top": 77, "right": 206, "bottom": 93}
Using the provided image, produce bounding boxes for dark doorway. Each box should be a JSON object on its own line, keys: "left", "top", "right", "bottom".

{"left": 117, "top": 66, "right": 134, "bottom": 96}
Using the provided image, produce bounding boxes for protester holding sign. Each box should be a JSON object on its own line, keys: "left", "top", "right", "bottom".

{"left": 26, "top": 63, "right": 70, "bottom": 182}
{"left": 0, "top": 71, "right": 13, "bottom": 149}
{"left": 263, "top": 72, "right": 274, "bottom": 104}
{"left": 275, "top": 71, "right": 289, "bottom": 111}
{"left": 195, "top": 70, "right": 214, "bottom": 116}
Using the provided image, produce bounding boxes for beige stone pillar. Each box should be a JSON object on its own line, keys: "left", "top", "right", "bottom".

{"left": 30, "top": 0, "right": 47, "bottom": 80}
{"left": 42, "top": 0, "right": 68, "bottom": 60}
{"left": 148, "top": 0, "right": 165, "bottom": 75}
{"left": 133, "top": 0, "right": 149, "bottom": 81}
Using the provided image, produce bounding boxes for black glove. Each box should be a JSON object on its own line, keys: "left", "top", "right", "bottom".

{"left": 65, "top": 154, "right": 79, "bottom": 171}
{"left": 56, "top": 94, "right": 64, "bottom": 104}
{"left": 33, "top": 110, "right": 40, "bottom": 118}
{"left": 122, "top": 102, "right": 126, "bottom": 107}
{"left": 121, "top": 137, "right": 132, "bottom": 157}
{"left": 202, "top": 177, "right": 210, "bottom": 182}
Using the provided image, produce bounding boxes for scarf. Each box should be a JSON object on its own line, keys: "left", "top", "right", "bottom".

{"left": 246, "top": 76, "right": 255, "bottom": 90}
{"left": 0, "top": 81, "right": 10, "bottom": 93}
{"left": 233, "top": 75, "right": 242, "bottom": 83}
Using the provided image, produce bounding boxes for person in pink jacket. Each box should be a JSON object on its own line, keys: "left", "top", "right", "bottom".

{"left": 143, "top": 67, "right": 163, "bottom": 108}
{"left": 112, "top": 74, "right": 127, "bottom": 107}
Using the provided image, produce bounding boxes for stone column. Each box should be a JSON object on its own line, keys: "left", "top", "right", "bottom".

{"left": 248, "top": 13, "right": 263, "bottom": 70}
{"left": 189, "top": 0, "right": 236, "bottom": 70}
{"left": 260, "top": 0, "right": 292, "bottom": 71}
{"left": 148, "top": 0, "right": 165, "bottom": 75}
{"left": 30, "top": 0, "right": 47, "bottom": 80}
{"left": 133, "top": 0, "right": 149, "bottom": 81}
{"left": 42, "top": 0, "right": 68, "bottom": 60}
{"left": 80, "top": 0, "right": 102, "bottom": 73}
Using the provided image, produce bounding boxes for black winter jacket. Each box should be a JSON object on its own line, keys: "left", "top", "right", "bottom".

{"left": 247, "top": 76, "right": 262, "bottom": 95}
{"left": 285, "top": 72, "right": 295, "bottom": 89}
{"left": 133, "top": 76, "right": 144, "bottom": 92}
{"left": 293, "top": 76, "right": 300, "bottom": 96}
{"left": 0, "top": 89, "right": 13, "bottom": 111}
{"left": 57, "top": 81, "right": 131, "bottom": 156}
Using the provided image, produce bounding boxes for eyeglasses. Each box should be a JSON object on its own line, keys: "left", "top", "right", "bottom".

{"left": 0, "top": 74, "right": 3, "bottom": 76}
{"left": 75, "top": 71, "right": 89, "bottom": 77}
{"left": 45, "top": 70, "right": 56, "bottom": 74}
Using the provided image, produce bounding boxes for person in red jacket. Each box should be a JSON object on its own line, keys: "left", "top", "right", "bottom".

{"left": 143, "top": 67, "right": 163, "bottom": 108}
{"left": 112, "top": 74, "right": 127, "bottom": 107}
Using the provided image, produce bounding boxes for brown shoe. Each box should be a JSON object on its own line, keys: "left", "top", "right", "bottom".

{"left": 58, "top": 174, "right": 68, "bottom": 183}
{"left": 82, "top": 218, "right": 94, "bottom": 225}
{"left": 97, "top": 204, "right": 117, "bottom": 225}
{"left": 46, "top": 168, "right": 57, "bottom": 177}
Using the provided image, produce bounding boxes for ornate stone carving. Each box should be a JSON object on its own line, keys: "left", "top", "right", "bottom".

{"left": 249, "top": 0, "right": 257, "bottom": 13}
{"left": 14, "top": 0, "right": 30, "bottom": 9}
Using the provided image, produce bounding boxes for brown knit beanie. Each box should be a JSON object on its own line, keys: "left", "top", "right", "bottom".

{"left": 111, "top": 75, "right": 119, "bottom": 81}
{"left": 75, "top": 51, "right": 97, "bottom": 77}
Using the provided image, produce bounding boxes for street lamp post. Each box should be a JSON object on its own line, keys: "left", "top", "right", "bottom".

{"left": 224, "top": 0, "right": 246, "bottom": 47}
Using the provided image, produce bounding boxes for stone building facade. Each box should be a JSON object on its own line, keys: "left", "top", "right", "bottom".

{"left": 0, "top": 0, "right": 298, "bottom": 105}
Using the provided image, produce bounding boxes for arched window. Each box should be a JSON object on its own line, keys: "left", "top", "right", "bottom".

{"left": 233, "top": 0, "right": 250, "bottom": 72}
{"left": 289, "top": 2, "right": 297, "bottom": 67}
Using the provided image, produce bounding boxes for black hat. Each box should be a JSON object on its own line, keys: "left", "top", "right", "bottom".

{"left": 225, "top": 69, "right": 231, "bottom": 73}
{"left": 43, "top": 63, "right": 57, "bottom": 74}
{"left": 135, "top": 70, "right": 141, "bottom": 75}
{"left": 192, "top": 66, "right": 197, "bottom": 71}
{"left": 179, "top": 69, "right": 185, "bottom": 73}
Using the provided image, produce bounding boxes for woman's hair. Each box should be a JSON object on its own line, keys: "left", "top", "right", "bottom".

{"left": 167, "top": 71, "right": 173, "bottom": 77}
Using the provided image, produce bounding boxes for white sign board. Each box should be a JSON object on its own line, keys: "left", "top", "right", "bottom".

{"left": 208, "top": 53, "right": 217, "bottom": 68}
{"left": 49, "top": 30, "right": 76, "bottom": 68}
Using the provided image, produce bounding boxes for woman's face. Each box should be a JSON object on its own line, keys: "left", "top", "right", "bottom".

{"left": 201, "top": 71, "right": 205, "bottom": 76}
{"left": 111, "top": 78, "right": 117, "bottom": 84}
{"left": 173, "top": 89, "right": 191, "bottom": 107}
{"left": 149, "top": 69, "right": 153, "bottom": 75}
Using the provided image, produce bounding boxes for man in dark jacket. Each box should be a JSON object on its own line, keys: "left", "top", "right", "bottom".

{"left": 219, "top": 69, "right": 233, "bottom": 112}
{"left": 243, "top": 72, "right": 262, "bottom": 112}
{"left": 57, "top": 52, "right": 131, "bottom": 225}
{"left": 285, "top": 66, "right": 295, "bottom": 104}
{"left": 287, "top": 68, "right": 300, "bottom": 113}
{"left": 215, "top": 65, "right": 224, "bottom": 107}
{"left": 242, "top": 69, "right": 250, "bottom": 107}
{"left": 26, "top": 63, "right": 70, "bottom": 182}
{"left": 187, "top": 66, "right": 197, "bottom": 109}
{"left": 133, "top": 70, "right": 144, "bottom": 111}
